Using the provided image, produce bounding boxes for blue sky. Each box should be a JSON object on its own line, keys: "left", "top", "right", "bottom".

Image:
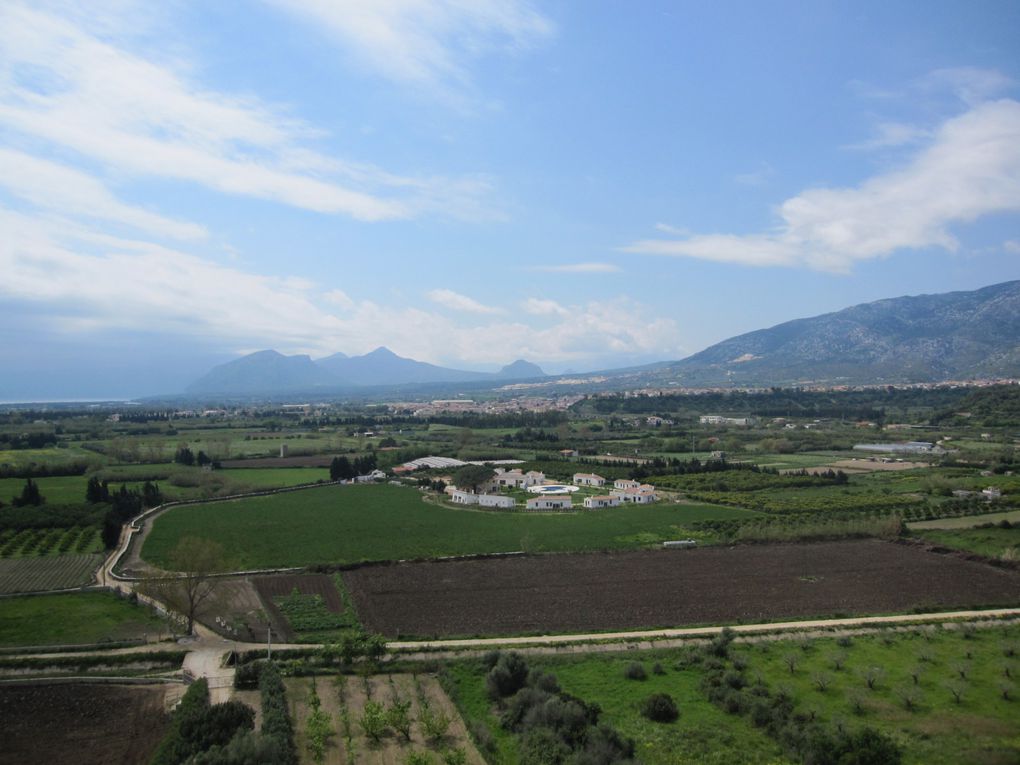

{"left": 1, "top": 1, "right": 1019, "bottom": 398}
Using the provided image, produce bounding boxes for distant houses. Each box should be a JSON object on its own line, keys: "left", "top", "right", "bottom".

{"left": 526, "top": 496, "right": 572, "bottom": 511}
{"left": 491, "top": 468, "right": 546, "bottom": 489}
{"left": 583, "top": 495, "right": 621, "bottom": 509}
{"left": 611, "top": 483, "right": 657, "bottom": 503}
{"left": 573, "top": 472, "right": 605, "bottom": 487}
{"left": 700, "top": 415, "right": 758, "bottom": 427}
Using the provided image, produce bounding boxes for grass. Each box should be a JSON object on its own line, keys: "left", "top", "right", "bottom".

{"left": 443, "top": 654, "right": 789, "bottom": 765}
{"left": 0, "top": 591, "right": 170, "bottom": 646}
{"left": 910, "top": 527, "right": 1020, "bottom": 559}
{"left": 0, "top": 466, "right": 328, "bottom": 507}
{"left": 142, "top": 483, "right": 757, "bottom": 569}
{"left": 729, "top": 624, "right": 1020, "bottom": 765}
{"left": 909, "top": 510, "right": 1020, "bottom": 530}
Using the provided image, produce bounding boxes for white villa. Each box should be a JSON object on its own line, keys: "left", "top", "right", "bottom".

{"left": 449, "top": 489, "right": 515, "bottom": 508}
{"left": 526, "top": 496, "right": 572, "bottom": 511}
{"left": 573, "top": 472, "right": 606, "bottom": 487}
{"left": 613, "top": 479, "right": 641, "bottom": 491}
{"left": 584, "top": 495, "right": 621, "bottom": 509}
{"left": 610, "top": 484, "right": 657, "bottom": 504}
{"left": 491, "top": 468, "right": 546, "bottom": 489}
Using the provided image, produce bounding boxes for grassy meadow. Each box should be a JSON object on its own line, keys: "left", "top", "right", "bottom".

{"left": 142, "top": 483, "right": 757, "bottom": 569}
{"left": 0, "top": 591, "right": 170, "bottom": 646}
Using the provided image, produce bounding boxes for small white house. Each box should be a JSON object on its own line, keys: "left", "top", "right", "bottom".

{"left": 573, "top": 472, "right": 606, "bottom": 487}
{"left": 611, "top": 484, "right": 657, "bottom": 504}
{"left": 584, "top": 495, "right": 621, "bottom": 509}
{"left": 479, "top": 494, "right": 515, "bottom": 509}
{"left": 526, "top": 496, "right": 572, "bottom": 511}
{"left": 983, "top": 486, "right": 1003, "bottom": 500}
{"left": 492, "top": 469, "right": 546, "bottom": 489}
{"left": 450, "top": 489, "right": 479, "bottom": 505}
{"left": 613, "top": 479, "right": 641, "bottom": 491}
{"left": 355, "top": 469, "right": 387, "bottom": 483}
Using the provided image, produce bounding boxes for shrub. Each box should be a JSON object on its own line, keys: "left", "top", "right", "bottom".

{"left": 234, "top": 661, "right": 262, "bottom": 690}
{"left": 623, "top": 661, "right": 647, "bottom": 680}
{"left": 486, "top": 652, "right": 529, "bottom": 699}
{"left": 640, "top": 693, "right": 679, "bottom": 723}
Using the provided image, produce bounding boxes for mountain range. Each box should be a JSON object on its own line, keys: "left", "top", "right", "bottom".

{"left": 658, "top": 280, "right": 1020, "bottom": 386}
{"left": 186, "top": 347, "right": 547, "bottom": 394}
{"left": 184, "top": 281, "right": 1020, "bottom": 396}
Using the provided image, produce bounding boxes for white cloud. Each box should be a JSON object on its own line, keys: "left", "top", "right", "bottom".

{"left": 0, "top": 149, "right": 206, "bottom": 240}
{"left": 531, "top": 262, "right": 620, "bottom": 273}
{"left": 0, "top": 3, "right": 496, "bottom": 222}
{"left": 427, "top": 288, "right": 501, "bottom": 314}
{"left": 734, "top": 161, "right": 774, "bottom": 187}
{"left": 623, "top": 100, "right": 1020, "bottom": 272}
{"left": 922, "top": 67, "right": 1016, "bottom": 106}
{"left": 844, "top": 122, "right": 932, "bottom": 151}
{"left": 263, "top": 0, "right": 553, "bottom": 99}
{"left": 0, "top": 205, "right": 681, "bottom": 367}
{"left": 522, "top": 298, "right": 568, "bottom": 316}
{"left": 1004, "top": 240, "right": 1020, "bottom": 255}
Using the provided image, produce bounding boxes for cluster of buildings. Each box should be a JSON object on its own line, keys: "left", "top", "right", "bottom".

{"left": 445, "top": 468, "right": 657, "bottom": 511}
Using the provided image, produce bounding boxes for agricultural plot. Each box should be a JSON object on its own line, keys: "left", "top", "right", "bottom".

{"left": 344, "top": 541, "right": 1020, "bottom": 638}
{"left": 0, "top": 526, "right": 101, "bottom": 558}
{"left": 0, "top": 591, "right": 170, "bottom": 647}
{"left": 445, "top": 655, "right": 789, "bottom": 765}
{"left": 285, "top": 673, "right": 484, "bottom": 765}
{"left": 253, "top": 573, "right": 358, "bottom": 642}
{"left": 724, "top": 624, "right": 1020, "bottom": 765}
{"left": 0, "top": 553, "right": 103, "bottom": 594}
{"left": 0, "top": 682, "right": 170, "bottom": 765}
{"left": 142, "top": 484, "right": 756, "bottom": 570}
{"left": 911, "top": 526, "right": 1020, "bottom": 560}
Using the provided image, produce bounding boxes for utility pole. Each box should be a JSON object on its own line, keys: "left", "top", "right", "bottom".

{"left": 267, "top": 625, "right": 272, "bottom": 660}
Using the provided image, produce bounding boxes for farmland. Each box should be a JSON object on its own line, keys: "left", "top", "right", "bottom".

{"left": 344, "top": 540, "right": 1020, "bottom": 638}
{"left": 0, "top": 683, "right": 171, "bottom": 765}
{"left": 142, "top": 483, "right": 756, "bottom": 569}
{"left": 446, "top": 623, "right": 1020, "bottom": 765}
{"left": 0, "top": 553, "right": 103, "bottom": 594}
{"left": 0, "top": 591, "right": 170, "bottom": 647}
{"left": 911, "top": 525, "right": 1020, "bottom": 559}
{"left": 283, "top": 673, "right": 485, "bottom": 765}
{"left": 253, "top": 573, "right": 359, "bottom": 642}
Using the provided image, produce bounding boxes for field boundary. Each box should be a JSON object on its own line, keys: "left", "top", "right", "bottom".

{"left": 105, "top": 479, "right": 349, "bottom": 581}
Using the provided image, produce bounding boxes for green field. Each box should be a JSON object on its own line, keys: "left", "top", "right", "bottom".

{"left": 0, "top": 591, "right": 170, "bottom": 646}
{"left": 911, "top": 526, "right": 1020, "bottom": 559}
{"left": 142, "top": 484, "right": 757, "bottom": 569}
{"left": 728, "top": 625, "right": 1020, "bottom": 765}
{"left": 0, "top": 465, "right": 328, "bottom": 507}
{"left": 445, "top": 653, "right": 789, "bottom": 765}
{"left": 447, "top": 624, "right": 1020, "bottom": 765}
{"left": 909, "top": 510, "right": 1020, "bottom": 529}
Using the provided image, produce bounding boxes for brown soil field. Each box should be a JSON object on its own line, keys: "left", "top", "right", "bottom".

{"left": 205, "top": 577, "right": 274, "bottom": 642}
{"left": 220, "top": 455, "right": 336, "bottom": 468}
{"left": 286, "top": 673, "right": 484, "bottom": 765}
{"left": 0, "top": 682, "right": 171, "bottom": 765}
{"left": 344, "top": 540, "right": 1020, "bottom": 638}
{"left": 253, "top": 573, "right": 344, "bottom": 641}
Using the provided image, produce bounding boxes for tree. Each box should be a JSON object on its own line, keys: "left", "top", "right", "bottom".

{"left": 330, "top": 456, "right": 354, "bottom": 481}
{"left": 175, "top": 446, "right": 196, "bottom": 466}
{"left": 11, "top": 478, "right": 43, "bottom": 507}
{"left": 145, "top": 537, "right": 228, "bottom": 634}
{"left": 86, "top": 476, "right": 110, "bottom": 503}
{"left": 452, "top": 464, "right": 495, "bottom": 493}
{"left": 640, "top": 693, "right": 679, "bottom": 722}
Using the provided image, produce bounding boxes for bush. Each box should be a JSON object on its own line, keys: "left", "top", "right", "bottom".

{"left": 486, "top": 652, "right": 529, "bottom": 698}
{"left": 623, "top": 661, "right": 647, "bottom": 680}
{"left": 234, "top": 661, "right": 262, "bottom": 690}
{"left": 640, "top": 693, "right": 679, "bottom": 723}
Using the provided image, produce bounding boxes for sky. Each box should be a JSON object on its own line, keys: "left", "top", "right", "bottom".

{"left": 1, "top": 1, "right": 1019, "bottom": 399}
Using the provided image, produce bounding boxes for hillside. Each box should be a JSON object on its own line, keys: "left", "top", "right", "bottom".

{"left": 661, "top": 281, "right": 1020, "bottom": 386}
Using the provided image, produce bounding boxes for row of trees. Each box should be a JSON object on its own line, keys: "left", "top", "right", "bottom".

{"left": 328, "top": 454, "right": 378, "bottom": 481}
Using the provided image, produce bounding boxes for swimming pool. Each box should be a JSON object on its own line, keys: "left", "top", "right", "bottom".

{"left": 526, "top": 484, "right": 579, "bottom": 494}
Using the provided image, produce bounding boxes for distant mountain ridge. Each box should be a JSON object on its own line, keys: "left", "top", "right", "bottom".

{"left": 186, "top": 347, "right": 547, "bottom": 394}
{"left": 661, "top": 280, "right": 1020, "bottom": 386}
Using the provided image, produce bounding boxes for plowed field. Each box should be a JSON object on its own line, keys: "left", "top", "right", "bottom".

{"left": 0, "top": 683, "right": 170, "bottom": 765}
{"left": 344, "top": 540, "right": 1020, "bottom": 638}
